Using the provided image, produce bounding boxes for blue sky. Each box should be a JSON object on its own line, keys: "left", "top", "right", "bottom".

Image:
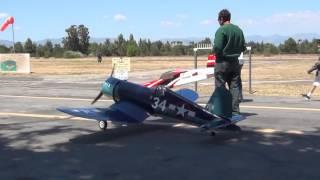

{"left": 0, "top": 0, "right": 319, "bottom": 42}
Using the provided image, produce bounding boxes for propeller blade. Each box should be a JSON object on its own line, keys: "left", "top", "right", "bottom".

{"left": 91, "top": 91, "right": 103, "bottom": 105}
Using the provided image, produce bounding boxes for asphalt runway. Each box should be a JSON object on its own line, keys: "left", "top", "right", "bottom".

{"left": 1, "top": 75, "right": 320, "bottom": 180}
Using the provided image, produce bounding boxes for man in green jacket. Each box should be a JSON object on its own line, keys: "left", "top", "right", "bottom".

{"left": 213, "top": 9, "right": 246, "bottom": 115}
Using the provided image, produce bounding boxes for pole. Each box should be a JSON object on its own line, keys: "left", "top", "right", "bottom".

{"left": 248, "top": 48, "right": 252, "bottom": 94}
{"left": 11, "top": 24, "right": 15, "bottom": 53}
{"left": 194, "top": 49, "right": 198, "bottom": 92}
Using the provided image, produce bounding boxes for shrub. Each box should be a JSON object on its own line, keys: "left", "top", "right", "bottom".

{"left": 63, "top": 51, "right": 84, "bottom": 58}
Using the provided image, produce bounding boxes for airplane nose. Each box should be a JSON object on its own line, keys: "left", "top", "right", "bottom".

{"left": 102, "top": 82, "right": 113, "bottom": 97}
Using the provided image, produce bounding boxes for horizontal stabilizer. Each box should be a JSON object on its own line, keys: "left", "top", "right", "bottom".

{"left": 175, "top": 88, "right": 199, "bottom": 102}
{"left": 230, "top": 114, "right": 245, "bottom": 122}
{"left": 200, "top": 114, "right": 246, "bottom": 130}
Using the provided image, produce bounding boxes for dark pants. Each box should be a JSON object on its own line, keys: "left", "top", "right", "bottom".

{"left": 214, "top": 60, "right": 241, "bottom": 114}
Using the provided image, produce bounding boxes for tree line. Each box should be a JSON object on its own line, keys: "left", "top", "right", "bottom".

{"left": 247, "top": 38, "right": 320, "bottom": 56}
{"left": 0, "top": 25, "right": 319, "bottom": 58}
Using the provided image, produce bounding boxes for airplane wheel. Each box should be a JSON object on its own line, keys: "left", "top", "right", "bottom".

{"left": 210, "top": 131, "right": 216, "bottom": 136}
{"left": 99, "top": 121, "right": 107, "bottom": 130}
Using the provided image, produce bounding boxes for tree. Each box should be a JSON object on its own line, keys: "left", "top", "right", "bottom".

{"left": 102, "top": 39, "right": 113, "bottom": 56}
{"left": 263, "top": 43, "right": 279, "bottom": 56}
{"left": 150, "top": 41, "right": 163, "bottom": 56}
{"left": 300, "top": 40, "right": 313, "bottom": 54}
{"left": 114, "top": 34, "right": 126, "bottom": 56}
{"left": 35, "top": 44, "right": 45, "bottom": 57}
{"left": 63, "top": 25, "right": 80, "bottom": 51}
{"left": 0, "top": 45, "right": 10, "bottom": 53}
{"left": 126, "top": 34, "right": 139, "bottom": 56}
{"left": 310, "top": 39, "right": 319, "bottom": 54}
{"left": 78, "top": 24, "right": 90, "bottom": 55}
{"left": 160, "top": 41, "right": 171, "bottom": 56}
{"left": 43, "top": 41, "right": 53, "bottom": 58}
{"left": 200, "top": 37, "right": 212, "bottom": 44}
{"left": 24, "top": 38, "right": 36, "bottom": 56}
{"left": 52, "top": 44, "right": 64, "bottom": 58}
{"left": 172, "top": 44, "right": 185, "bottom": 56}
{"left": 281, "top": 38, "right": 298, "bottom": 54}
{"left": 14, "top": 42, "right": 24, "bottom": 53}
{"left": 127, "top": 45, "right": 139, "bottom": 57}
{"left": 138, "top": 39, "right": 149, "bottom": 56}
{"left": 89, "top": 42, "right": 100, "bottom": 56}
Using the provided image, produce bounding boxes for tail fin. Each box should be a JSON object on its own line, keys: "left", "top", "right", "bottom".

{"left": 205, "top": 87, "right": 233, "bottom": 119}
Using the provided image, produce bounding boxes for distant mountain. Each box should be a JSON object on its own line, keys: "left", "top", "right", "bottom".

{"left": 36, "top": 37, "right": 113, "bottom": 45}
{"left": 36, "top": 38, "right": 63, "bottom": 45}
{"left": 0, "top": 40, "right": 13, "bottom": 47}
{"left": 0, "top": 37, "right": 114, "bottom": 47}
{"left": 159, "top": 37, "right": 204, "bottom": 45}
{"left": 1, "top": 33, "right": 319, "bottom": 47}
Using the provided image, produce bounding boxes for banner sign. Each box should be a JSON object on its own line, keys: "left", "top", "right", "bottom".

{"left": 112, "top": 57, "right": 131, "bottom": 80}
{"left": 0, "top": 53, "right": 30, "bottom": 73}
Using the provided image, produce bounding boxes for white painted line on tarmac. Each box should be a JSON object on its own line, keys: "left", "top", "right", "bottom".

{"left": 198, "top": 103, "right": 320, "bottom": 112}
{"left": 285, "top": 130, "right": 304, "bottom": 135}
{"left": 1, "top": 94, "right": 319, "bottom": 112}
{"left": 0, "top": 94, "right": 112, "bottom": 102}
{"left": 0, "top": 112, "right": 90, "bottom": 121}
{"left": 254, "top": 128, "right": 278, "bottom": 134}
{"left": 254, "top": 128, "right": 304, "bottom": 135}
{"left": 240, "top": 105, "right": 320, "bottom": 112}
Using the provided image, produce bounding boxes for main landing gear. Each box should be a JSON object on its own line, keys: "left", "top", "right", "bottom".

{"left": 99, "top": 120, "right": 107, "bottom": 131}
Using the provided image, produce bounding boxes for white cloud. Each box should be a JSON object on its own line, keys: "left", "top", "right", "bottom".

{"left": 176, "top": 14, "right": 188, "bottom": 19}
{"left": 0, "top": 13, "right": 8, "bottom": 19}
{"left": 200, "top": 19, "right": 214, "bottom": 25}
{"left": 114, "top": 14, "right": 127, "bottom": 22}
{"left": 237, "top": 11, "right": 320, "bottom": 35}
{"left": 161, "top": 20, "right": 180, "bottom": 27}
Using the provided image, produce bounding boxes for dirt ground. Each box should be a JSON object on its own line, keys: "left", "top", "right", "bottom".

{"left": 2, "top": 55, "right": 320, "bottom": 97}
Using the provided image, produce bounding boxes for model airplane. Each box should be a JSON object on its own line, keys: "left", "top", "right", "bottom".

{"left": 57, "top": 66, "right": 245, "bottom": 135}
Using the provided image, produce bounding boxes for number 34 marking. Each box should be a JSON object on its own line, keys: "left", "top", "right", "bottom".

{"left": 152, "top": 97, "right": 167, "bottom": 112}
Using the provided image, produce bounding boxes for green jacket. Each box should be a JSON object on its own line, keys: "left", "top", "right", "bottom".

{"left": 214, "top": 23, "right": 246, "bottom": 62}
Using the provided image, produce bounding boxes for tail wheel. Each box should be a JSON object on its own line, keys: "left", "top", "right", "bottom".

{"left": 210, "top": 131, "right": 216, "bottom": 136}
{"left": 99, "top": 121, "right": 107, "bottom": 130}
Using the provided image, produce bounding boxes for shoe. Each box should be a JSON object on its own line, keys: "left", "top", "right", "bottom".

{"left": 301, "top": 94, "right": 311, "bottom": 100}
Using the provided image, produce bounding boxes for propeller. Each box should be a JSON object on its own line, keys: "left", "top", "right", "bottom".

{"left": 91, "top": 64, "right": 116, "bottom": 105}
{"left": 91, "top": 91, "right": 103, "bottom": 105}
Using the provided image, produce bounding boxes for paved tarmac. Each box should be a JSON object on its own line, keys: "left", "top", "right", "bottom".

{"left": 0, "top": 74, "right": 320, "bottom": 180}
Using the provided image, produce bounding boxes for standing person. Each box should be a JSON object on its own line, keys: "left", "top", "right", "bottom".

{"left": 211, "top": 9, "right": 246, "bottom": 116}
{"left": 97, "top": 53, "right": 102, "bottom": 63}
{"left": 302, "top": 57, "right": 320, "bottom": 100}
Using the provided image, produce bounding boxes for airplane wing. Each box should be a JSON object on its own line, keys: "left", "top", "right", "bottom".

{"left": 57, "top": 101, "right": 149, "bottom": 123}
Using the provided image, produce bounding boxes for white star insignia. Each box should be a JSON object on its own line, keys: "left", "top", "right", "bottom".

{"left": 176, "top": 104, "right": 188, "bottom": 117}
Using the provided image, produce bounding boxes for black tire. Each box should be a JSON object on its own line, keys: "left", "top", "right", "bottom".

{"left": 99, "top": 121, "right": 107, "bottom": 130}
